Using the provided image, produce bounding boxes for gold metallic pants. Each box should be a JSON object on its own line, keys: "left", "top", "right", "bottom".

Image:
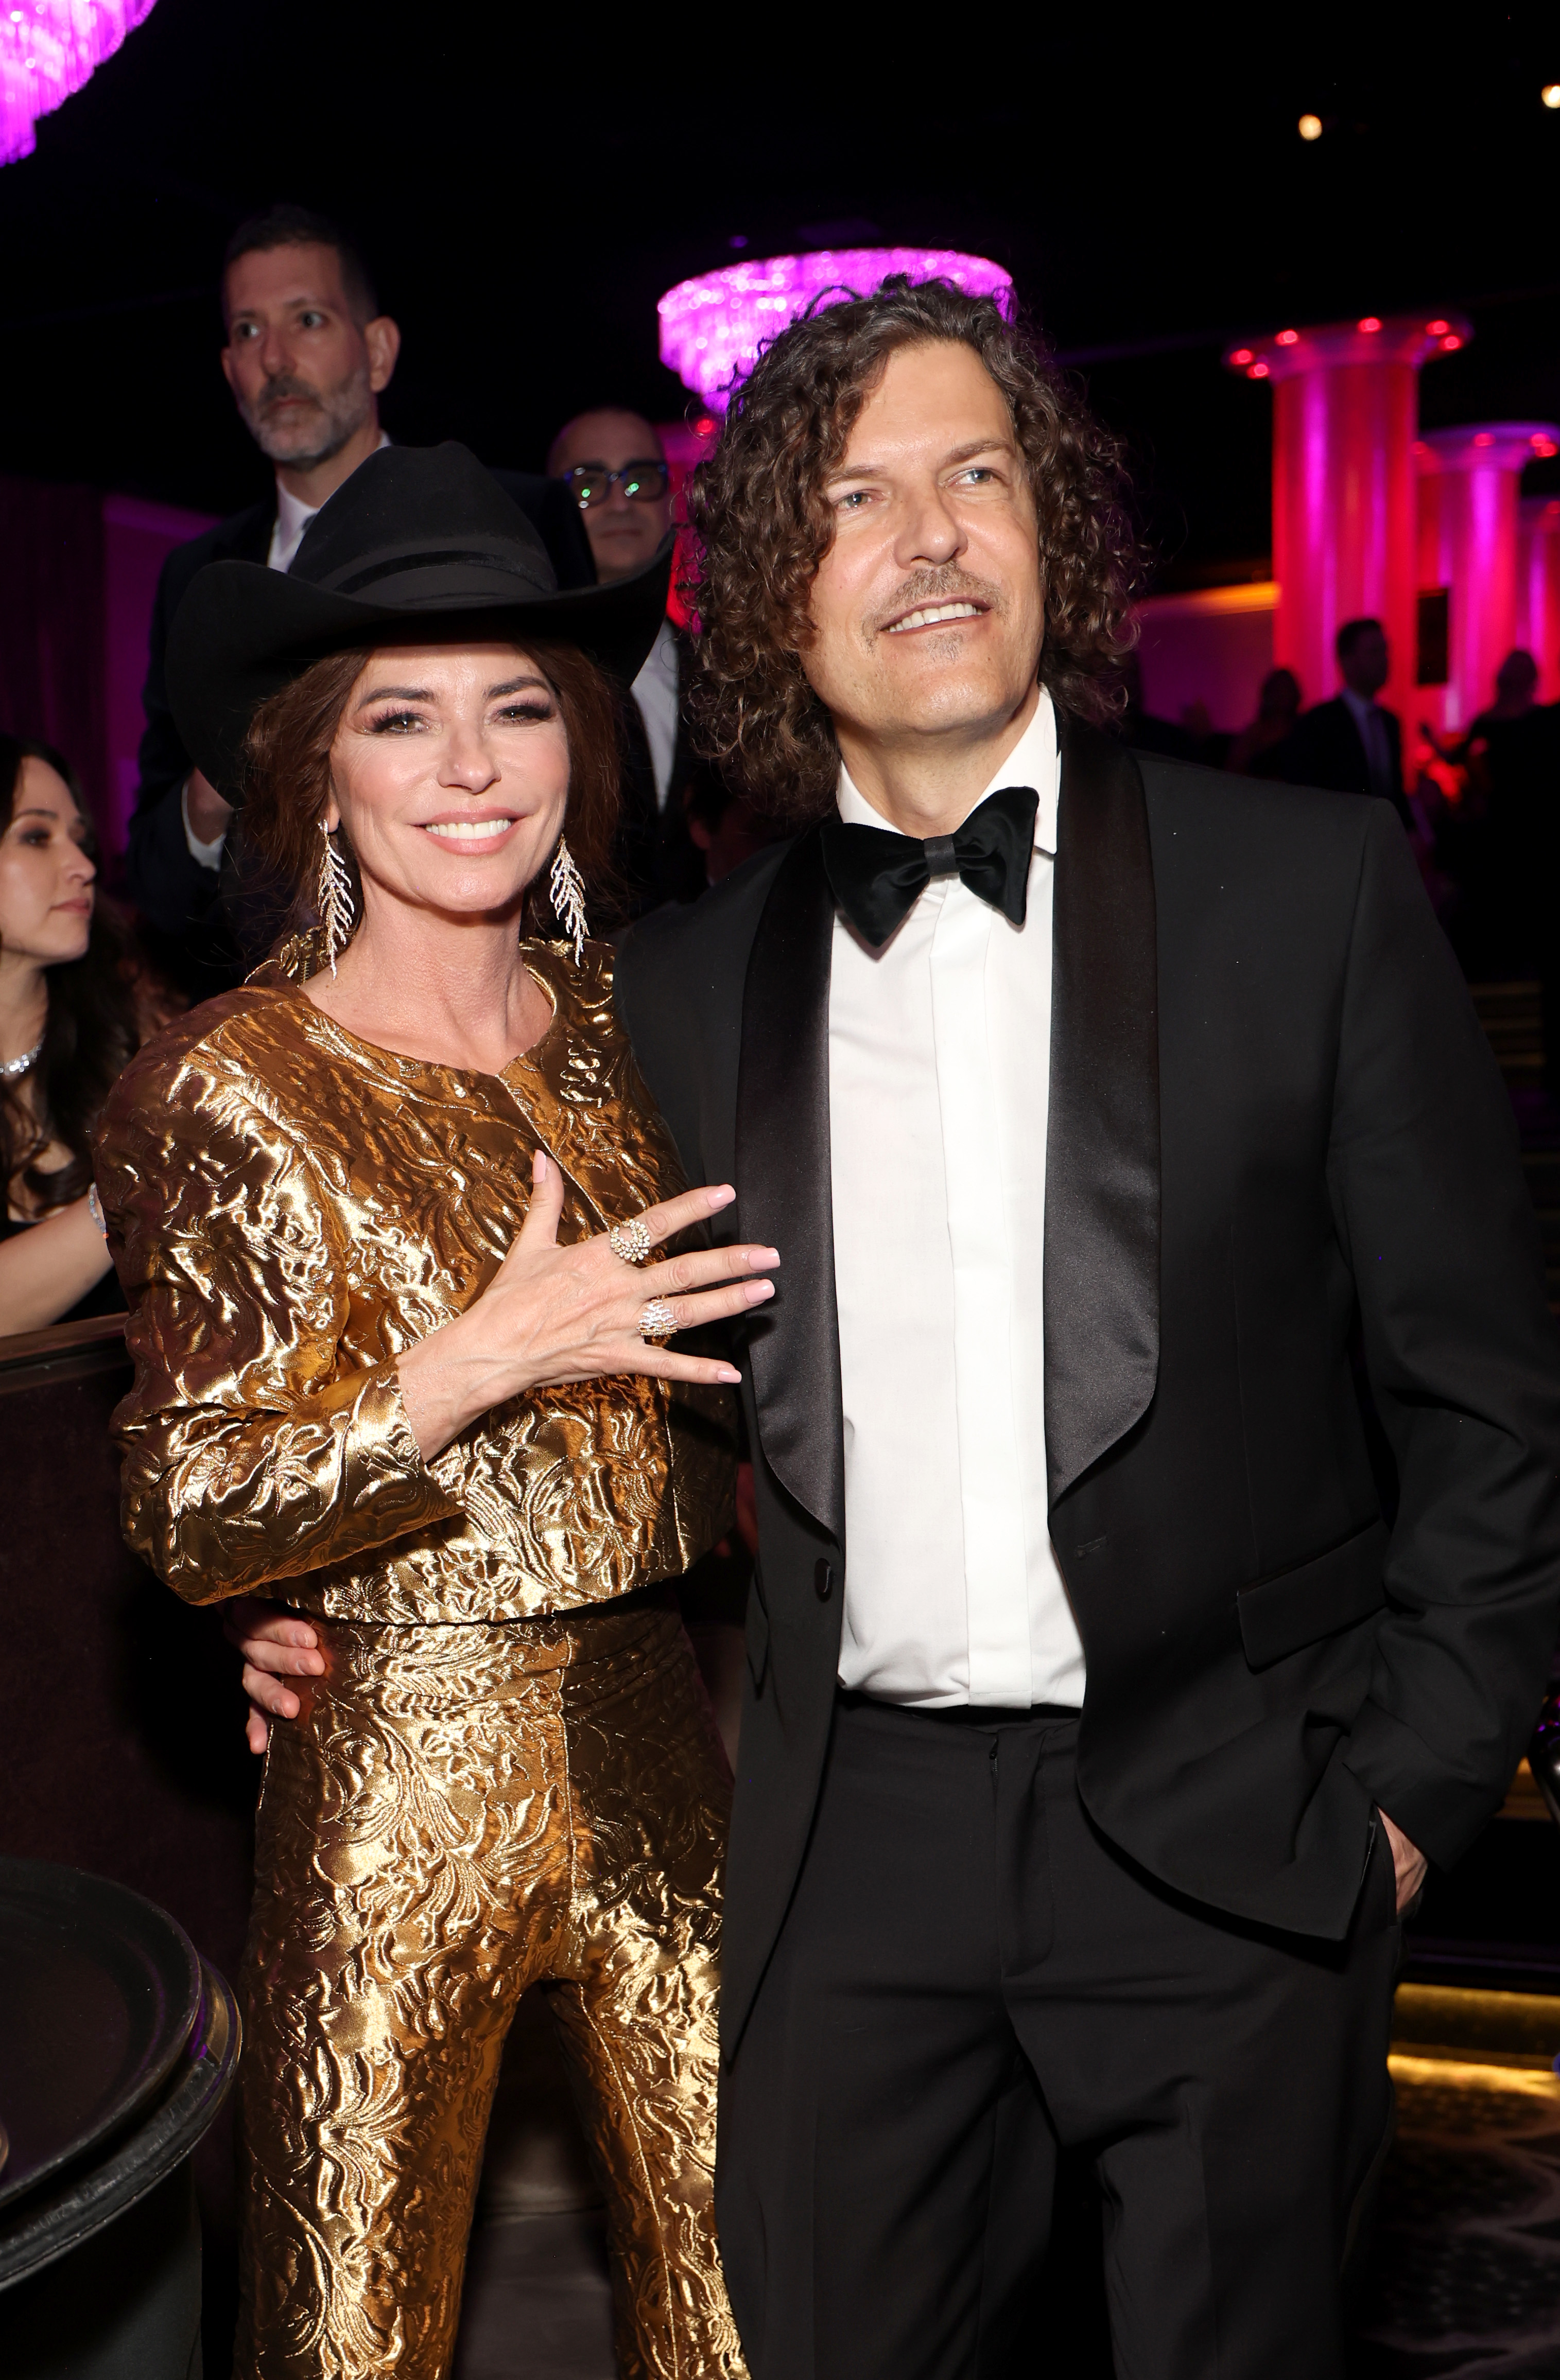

{"left": 235, "top": 1596, "right": 746, "bottom": 2380}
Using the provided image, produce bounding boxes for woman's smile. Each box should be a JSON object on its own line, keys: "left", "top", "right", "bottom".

{"left": 417, "top": 811, "right": 522, "bottom": 848}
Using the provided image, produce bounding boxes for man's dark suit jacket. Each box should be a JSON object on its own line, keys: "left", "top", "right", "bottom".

{"left": 618, "top": 625, "right": 709, "bottom": 916}
{"left": 616, "top": 714, "right": 1560, "bottom": 2059}
{"left": 124, "top": 467, "right": 595, "bottom": 990}
{"left": 1278, "top": 694, "right": 1412, "bottom": 829}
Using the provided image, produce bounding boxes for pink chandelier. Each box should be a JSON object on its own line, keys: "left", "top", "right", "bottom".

{"left": 2, "top": 0, "right": 156, "bottom": 167}
{"left": 658, "top": 249, "right": 1013, "bottom": 410}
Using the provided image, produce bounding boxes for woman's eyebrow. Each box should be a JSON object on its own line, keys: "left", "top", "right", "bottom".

{"left": 353, "top": 684, "right": 432, "bottom": 707}
{"left": 487, "top": 675, "right": 550, "bottom": 698}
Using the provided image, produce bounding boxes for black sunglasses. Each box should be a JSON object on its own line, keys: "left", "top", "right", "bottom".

{"left": 562, "top": 460, "right": 670, "bottom": 511}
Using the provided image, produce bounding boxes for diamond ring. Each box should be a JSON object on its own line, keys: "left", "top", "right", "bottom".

{"left": 637, "top": 1298, "right": 678, "bottom": 1344}
{"left": 609, "top": 1217, "right": 653, "bottom": 1266}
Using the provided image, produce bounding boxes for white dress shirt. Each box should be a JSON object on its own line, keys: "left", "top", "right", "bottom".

{"left": 829, "top": 690, "right": 1085, "bottom": 1709}
{"left": 630, "top": 619, "right": 680, "bottom": 811}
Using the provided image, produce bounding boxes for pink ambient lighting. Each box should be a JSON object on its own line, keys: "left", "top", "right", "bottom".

{"left": 1426, "top": 320, "right": 1450, "bottom": 337}
{"left": 1275, "top": 328, "right": 1299, "bottom": 346}
{"left": 1441, "top": 335, "right": 1464, "bottom": 351}
{"left": 657, "top": 248, "right": 1013, "bottom": 408}
{"left": 1, "top": 0, "right": 156, "bottom": 166}
{"left": 1247, "top": 361, "right": 1270, "bottom": 378}
{"left": 1531, "top": 434, "right": 1558, "bottom": 457}
{"left": 1472, "top": 432, "right": 1494, "bottom": 447}
{"left": 1229, "top": 347, "right": 1253, "bottom": 366}
{"left": 1357, "top": 316, "right": 1382, "bottom": 334}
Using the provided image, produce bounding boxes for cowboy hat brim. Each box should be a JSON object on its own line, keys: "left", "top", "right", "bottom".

{"left": 166, "top": 538, "right": 674, "bottom": 807}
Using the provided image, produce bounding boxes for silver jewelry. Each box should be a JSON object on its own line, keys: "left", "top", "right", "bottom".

{"left": 609, "top": 1216, "right": 653, "bottom": 1266}
{"left": 317, "top": 820, "right": 356, "bottom": 976}
{"left": 0, "top": 1035, "right": 43, "bottom": 1080}
{"left": 548, "top": 836, "right": 588, "bottom": 965}
{"left": 637, "top": 1297, "right": 678, "bottom": 1344}
{"left": 87, "top": 1184, "right": 108, "bottom": 1240}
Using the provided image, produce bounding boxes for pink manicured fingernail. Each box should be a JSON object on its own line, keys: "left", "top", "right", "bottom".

{"left": 747, "top": 1282, "right": 774, "bottom": 1302}
{"left": 718, "top": 1368, "right": 742, "bottom": 1384}
{"left": 708, "top": 1186, "right": 736, "bottom": 1207}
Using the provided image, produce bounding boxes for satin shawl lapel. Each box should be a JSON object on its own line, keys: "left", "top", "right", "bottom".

{"left": 1045, "top": 717, "right": 1161, "bottom": 1503}
{"left": 735, "top": 826, "right": 845, "bottom": 1544}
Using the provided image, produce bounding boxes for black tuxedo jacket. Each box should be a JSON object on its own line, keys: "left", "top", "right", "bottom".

{"left": 1278, "top": 695, "right": 1411, "bottom": 828}
{"left": 617, "top": 716, "right": 1560, "bottom": 2056}
{"left": 124, "top": 468, "right": 595, "bottom": 992}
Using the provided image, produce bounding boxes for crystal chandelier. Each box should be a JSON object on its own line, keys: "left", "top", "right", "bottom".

{"left": 2, "top": 0, "right": 157, "bottom": 167}
{"left": 659, "top": 249, "right": 1013, "bottom": 410}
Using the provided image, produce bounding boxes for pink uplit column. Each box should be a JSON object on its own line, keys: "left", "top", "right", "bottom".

{"left": 1416, "top": 425, "right": 1560, "bottom": 730}
{"left": 1224, "top": 314, "right": 1469, "bottom": 731}
{"left": 1516, "top": 493, "right": 1560, "bottom": 702}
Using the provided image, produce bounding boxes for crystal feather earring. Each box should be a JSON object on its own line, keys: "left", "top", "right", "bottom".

{"left": 317, "top": 819, "right": 356, "bottom": 976}
{"left": 548, "top": 836, "right": 588, "bottom": 964}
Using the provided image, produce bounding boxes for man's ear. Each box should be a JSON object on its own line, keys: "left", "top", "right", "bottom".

{"left": 219, "top": 344, "right": 237, "bottom": 394}
{"left": 365, "top": 316, "right": 401, "bottom": 395}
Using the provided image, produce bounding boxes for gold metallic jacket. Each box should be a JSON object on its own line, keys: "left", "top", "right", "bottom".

{"left": 95, "top": 939, "right": 735, "bottom": 1622}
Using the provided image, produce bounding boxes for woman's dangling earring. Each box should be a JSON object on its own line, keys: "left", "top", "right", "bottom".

{"left": 548, "top": 836, "right": 588, "bottom": 965}
{"left": 317, "top": 819, "right": 355, "bottom": 977}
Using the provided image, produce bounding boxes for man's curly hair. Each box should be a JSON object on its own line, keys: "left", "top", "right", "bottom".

{"left": 683, "top": 274, "right": 1142, "bottom": 822}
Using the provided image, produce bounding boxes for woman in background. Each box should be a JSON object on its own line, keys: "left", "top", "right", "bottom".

{"left": 0, "top": 734, "right": 145, "bottom": 1334}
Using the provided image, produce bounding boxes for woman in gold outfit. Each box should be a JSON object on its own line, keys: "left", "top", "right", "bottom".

{"left": 94, "top": 444, "right": 775, "bottom": 2380}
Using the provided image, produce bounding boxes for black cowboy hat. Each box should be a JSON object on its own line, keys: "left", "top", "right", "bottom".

{"left": 166, "top": 441, "right": 673, "bottom": 806}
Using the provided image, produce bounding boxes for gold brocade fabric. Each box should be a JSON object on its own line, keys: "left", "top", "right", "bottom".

{"left": 93, "top": 936, "right": 747, "bottom": 2378}
{"left": 239, "top": 1597, "right": 743, "bottom": 2380}
{"left": 94, "top": 937, "right": 735, "bottom": 1620}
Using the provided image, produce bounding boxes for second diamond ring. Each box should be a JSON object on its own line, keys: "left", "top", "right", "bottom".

{"left": 609, "top": 1217, "right": 653, "bottom": 1266}
{"left": 637, "top": 1298, "right": 678, "bottom": 1344}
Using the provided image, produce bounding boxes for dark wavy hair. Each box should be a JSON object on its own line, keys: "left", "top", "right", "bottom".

{"left": 240, "top": 637, "right": 628, "bottom": 949}
{"left": 684, "top": 274, "right": 1143, "bottom": 821}
{"left": 0, "top": 737, "right": 141, "bottom": 1213}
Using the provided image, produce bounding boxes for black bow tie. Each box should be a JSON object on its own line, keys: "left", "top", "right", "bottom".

{"left": 820, "top": 784, "right": 1040, "bottom": 949}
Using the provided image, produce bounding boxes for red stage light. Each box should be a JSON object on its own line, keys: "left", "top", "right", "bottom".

{"left": 1247, "top": 361, "right": 1270, "bottom": 379}
{"left": 1426, "top": 320, "right": 1450, "bottom": 337}
{"left": 1441, "top": 335, "right": 1463, "bottom": 351}
{"left": 1357, "top": 316, "right": 1382, "bottom": 334}
{"left": 1472, "top": 432, "right": 1494, "bottom": 447}
{"left": 1229, "top": 348, "right": 1253, "bottom": 366}
{"left": 1275, "top": 328, "right": 1299, "bottom": 346}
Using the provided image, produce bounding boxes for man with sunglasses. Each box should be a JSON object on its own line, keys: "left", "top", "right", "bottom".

{"left": 549, "top": 408, "right": 706, "bottom": 911}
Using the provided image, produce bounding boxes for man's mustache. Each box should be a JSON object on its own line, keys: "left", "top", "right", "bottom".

{"left": 253, "top": 374, "right": 324, "bottom": 413}
{"left": 867, "top": 569, "right": 1002, "bottom": 636}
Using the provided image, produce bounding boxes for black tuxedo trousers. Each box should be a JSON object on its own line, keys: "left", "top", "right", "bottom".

{"left": 615, "top": 722, "right": 1560, "bottom": 2375}
{"left": 719, "top": 1696, "right": 1399, "bottom": 2380}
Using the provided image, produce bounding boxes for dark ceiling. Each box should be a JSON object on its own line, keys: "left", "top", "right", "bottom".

{"left": 3, "top": 3, "right": 1558, "bottom": 585}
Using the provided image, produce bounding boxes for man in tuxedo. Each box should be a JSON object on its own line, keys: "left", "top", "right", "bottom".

{"left": 1276, "top": 617, "right": 1413, "bottom": 827}
{"left": 548, "top": 406, "right": 705, "bottom": 909}
{"left": 610, "top": 282, "right": 1560, "bottom": 2376}
{"left": 129, "top": 206, "right": 592, "bottom": 992}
